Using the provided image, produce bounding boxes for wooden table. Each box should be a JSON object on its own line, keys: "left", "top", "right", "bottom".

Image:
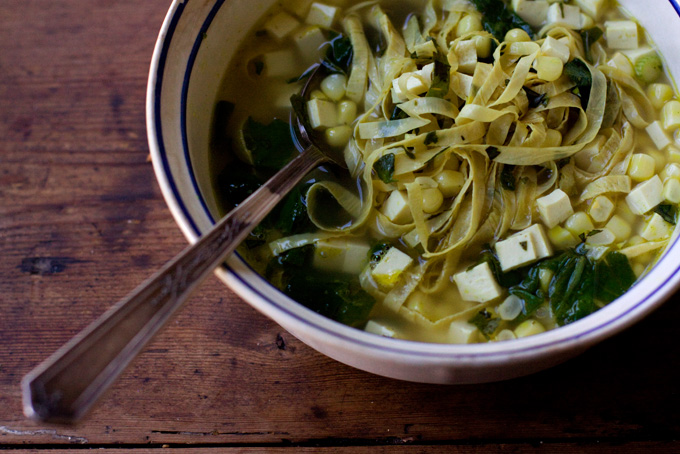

{"left": 1, "top": 1, "right": 679, "bottom": 452}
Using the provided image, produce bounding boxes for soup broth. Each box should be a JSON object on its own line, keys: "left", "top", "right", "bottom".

{"left": 211, "top": 0, "right": 679, "bottom": 343}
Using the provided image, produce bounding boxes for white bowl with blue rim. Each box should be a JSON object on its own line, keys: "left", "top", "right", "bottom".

{"left": 146, "top": 0, "right": 680, "bottom": 383}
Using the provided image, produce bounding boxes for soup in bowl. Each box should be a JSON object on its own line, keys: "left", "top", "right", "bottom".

{"left": 148, "top": 0, "right": 680, "bottom": 383}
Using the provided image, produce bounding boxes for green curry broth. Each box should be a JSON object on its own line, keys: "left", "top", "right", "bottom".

{"left": 210, "top": 0, "right": 680, "bottom": 343}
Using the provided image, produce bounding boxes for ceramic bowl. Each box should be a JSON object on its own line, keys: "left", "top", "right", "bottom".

{"left": 147, "top": 0, "right": 680, "bottom": 384}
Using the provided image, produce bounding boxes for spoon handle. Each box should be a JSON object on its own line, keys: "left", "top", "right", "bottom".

{"left": 22, "top": 145, "right": 327, "bottom": 424}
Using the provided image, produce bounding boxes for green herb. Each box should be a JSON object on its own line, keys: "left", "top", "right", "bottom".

{"left": 274, "top": 245, "right": 313, "bottom": 268}
{"left": 486, "top": 146, "right": 500, "bottom": 161}
{"left": 594, "top": 251, "right": 636, "bottom": 304}
{"left": 524, "top": 86, "right": 548, "bottom": 108}
{"left": 501, "top": 164, "right": 516, "bottom": 191}
{"left": 391, "top": 105, "right": 409, "bottom": 120}
{"left": 373, "top": 153, "right": 397, "bottom": 184}
{"left": 323, "top": 33, "right": 353, "bottom": 74}
{"left": 564, "top": 59, "right": 593, "bottom": 109}
{"left": 425, "top": 58, "right": 451, "bottom": 98}
{"left": 508, "top": 287, "right": 545, "bottom": 324}
{"left": 469, "top": 309, "right": 501, "bottom": 339}
{"left": 284, "top": 271, "right": 375, "bottom": 327}
{"left": 580, "top": 27, "right": 603, "bottom": 64}
{"left": 275, "top": 185, "right": 312, "bottom": 236}
{"left": 654, "top": 204, "right": 678, "bottom": 225}
{"left": 474, "top": 248, "right": 524, "bottom": 288}
{"left": 469, "top": 0, "right": 534, "bottom": 41}
{"left": 368, "top": 242, "right": 392, "bottom": 268}
{"left": 242, "top": 116, "right": 296, "bottom": 169}
{"left": 424, "top": 131, "right": 439, "bottom": 145}
{"left": 404, "top": 147, "right": 416, "bottom": 159}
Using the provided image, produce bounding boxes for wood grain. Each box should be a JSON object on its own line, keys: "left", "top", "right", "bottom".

{"left": 1, "top": 0, "right": 679, "bottom": 451}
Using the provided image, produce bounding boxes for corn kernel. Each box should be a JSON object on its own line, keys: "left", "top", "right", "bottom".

{"left": 632, "top": 262, "right": 646, "bottom": 277}
{"left": 662, "top": 100, "right": 680, "bottom": 131}
{"left": 422, "top": 187, "right": 444, "bottom": 213}
{"left": 664, "top": 178, "right": 680, "bottom": 204}
{"left": 337, "top": 100, "right": 357, "bottom": 125}
{"left": 667, "top": 145, "right": 680, "bottom": 164}
{"left": 627, "top": 153, "right": 656, "bottom": 181}
{"left": 515, "top": 320, "right": 546, "bottom": 338}
{"left": 586, "top": 228, "right": 616, "bottom": 245}
{"left": 548, "top": 225, "right": 579, "bottom": 249}
{"left": 565, "top": 212, "right": 595, "bottom": 236}
{"left": 605, "top": 215, "right": 632, "bottom": 242}
{"left": 539, "top": 268, "right": 553, "bottom": 294}
{"left": 647, "top": 83, "right": 674, "bottom": 110}
{"left": 474, "top": 36, "right": 492, "bottom": 59}
{"left": 615, "top": 203, "right": 637, "bottom": 223}
{"left": 456, "top": 14, "right": 483, "bottom": 37}
{"left": 505, "top": 28, "right": 531, "bottom": 43}
{"left": 535, "top": 56, "right": 564, "bottom": 82}
{"left": 310, "top": 89, "right": 328, "bottom": 100}
{"left": 589, "top": 195, "right": 615, "bottom": 223}
{"left": 324, "top": 125, "right": 352, "bottom": 148}
{"left": 320, "top": 74, "right": 347, "bottom": 101}
{"left": 435, "top": 170, "right": 465, "bottom": 198}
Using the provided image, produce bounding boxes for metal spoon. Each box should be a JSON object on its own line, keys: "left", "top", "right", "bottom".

{"left": 22, "top": 65, "right": 343, "bottom": 424}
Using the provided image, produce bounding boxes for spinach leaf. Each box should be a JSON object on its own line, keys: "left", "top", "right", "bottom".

{"left": 524, "top": 86, "right": 549, "bottom": 108}
{"left": 373, "top": 153, "right": 397, "bottom": 183}
{"left": 425, "top": 58, "right": 451, "bottom": 98}
{"left": 594, "top": 251, "right": 637, "bottom": 304}
{"left": 654, "top": 204, "right": 678, "bottom": 225}
{"left": 284, "top": 270, "right": 375, "bottom": 327}
{"left": 548, "top": 251, "right": 596, "bottom": 326}
{"left": 323, "top": 33, "right": 353, "bottom": 74}
{"left": 274, "top": 245, "right": 314, "bottom": 268}
{"left": 580, "top": 27, "right": 603, "bottom": 64}
{"left": 475, "top": 248, "right": 524, "bottom": 288}
{"left": 390, "top": 105, "right": 409, "bottom": 120}
{"left": 216, "top": 159, "right": 263, "bottom": 208}
{"left": 508, "top": 287, "right": 545, "bottom": 323}
{"left": 564, "top": 59, "right": 592, "bottom": 109}
{"left": 469, "top": 309, "right": 501, "bottom": 339}
{"left": 274, "top": 185, "right": 312, "bottom": 236}
{"left": 424, "top": 131, "right": 439, "bottom": 145}
{"left": 486, "top": 146, "right": 500, "bottom": 160}
{"left": 469, "top": 0, "right": 534, "bottom": 41}
{"left": 501, "top": 164, "right": 516, "bottom": 191}
{"left": 242, "top": 116, "right": 296, "bottom": 169}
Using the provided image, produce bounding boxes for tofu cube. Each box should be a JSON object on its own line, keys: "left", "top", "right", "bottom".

{"left": 605, "top": 215, "right": 632, "bottom": 242}
{"left": 495, "top": 231, "right": 538, "bottom": 272}
{"left": 589, "top": 195, "right": 614, "bottom": 223}
{"left": 381, "top": 190, "right": 413, "bottom": 224}
{"left": 626, "top": 175, "right": 664, "bottom": 215}
{"left": 371, "top": 247, "right": 413, "bottom": 289}
{"left": 262, "top": 49, "right": 299, "bottom": 77}
{"left": 264, "top": 11, "right": 300, "bottom": 40}
{"left": 448, "top": 320, "right": 479, "bottom": 344}
{"left": 537, "top": 189, "right": 574, "bottom": 228}
{"left": 573, "top": 0, "right": 606, "bottom": 19}
{"left": 364, "top": 320, "right": 397, "bottom": 338}
{"left": 305, "top": 2, "right": 337, "bottom": 28}
{"left": 646, "top": 121, "right": 672, "bottom": 150}
{"left": 453, "top": 262, "right": 503, "bottom": 303}
{"left": 306, "top": 98, "right": 338, "bottom": 129}
{"left": 546, "top": 3, "right": 583, "bottom": 29}
{"left": 541, "top": 36, "right": 571, "bottom": 63}
{"left": 524, "top": 224, "right": 554, "bottom": 259}
{"left": 313, "top": 238, "right": 370, "bottom": 274}
{"left": 292, "top": 25, "right": 327, "bottom": 65}
{"left": 512, "top": 0, "right": 550, "bottom": 28}
{"left": 664, "top": 178, "right": 680, "bottom": 204}
{"left": 455, "top": 39, "right": 478, "bottom": 74}
{"left": 605, "top": 20, "right": 638, "bottom": 50}
{"left": 641, "top": 213, "right": 674, "bottom": 241}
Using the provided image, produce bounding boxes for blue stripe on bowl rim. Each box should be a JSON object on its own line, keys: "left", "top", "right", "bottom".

{"left": 152, "top": 0, "right": 680, "bottom": 358}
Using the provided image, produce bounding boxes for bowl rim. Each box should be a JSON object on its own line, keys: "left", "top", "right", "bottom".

{"left": 147, "top": 0, "right": 680, "bottom": 362}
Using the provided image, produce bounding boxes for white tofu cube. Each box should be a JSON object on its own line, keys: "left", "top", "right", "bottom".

{"left": 537, "top": 189, "right": 574, "bottom": 228}
{"left": 264, "top": 11, "right": 300, "bottom": 40}
{"left": 306, "top": 98, "right": 338, "bottom": 129}
{"left": 589, "top": 195, "right": 614, "bottom": 223}
{"left": 664, "top": 178, "right": 680, "bottom": 204}
{"left": 448, "top": 320, "right": 479, "bottom": 344}
{"left": 573, "top": 0, "right": 605, "bottom": 19}
{"left": 453, "top": 262, "right": 503, "bottom": 303}
{"left": 372, "top": 247, "right": 413, "bottom": 289}
{"left": 455, "top": 40, "right": 478, "bottom": 74}
{"left": 512, "top": 0, "right": 550, "bottom": 28}
{"left": 262, "top": 49, "right": 299, "bottom": 77}
{"left": 646, "top": 121, "right": 672, "bottom": 150}
{"left": 524, "top": 224, "right": 554, "bottom": 259}
{"left": 313, "top": 238, "right": 370, "bottom": 274}
{"left": 626, "top": 175, "right": 664, "bottom": 215}
{"left": 546, "top": 3, "right": 583, "bottom": 29}
{"left": 495, "top": 231, "right": 538, "bottom": 272}
{"left": 292, "top": 25, "right": 326, "bottom": 65}
{"left": 641, "top": 213, "right": 674, "bottom": 241}
{"left": 381, "top": 190, "right": 413, "bottom": 224}
{"left": 541, "top": 36, "right": 570, "bottom": 63}
{"left": 605, "top": 20, "right": 638, "bottom": 50}
{"left": 364, "top": 320, "right": 396, "bottom": 338}
{"left": 305, "top": 2, "right": 337, "bottom": 28}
